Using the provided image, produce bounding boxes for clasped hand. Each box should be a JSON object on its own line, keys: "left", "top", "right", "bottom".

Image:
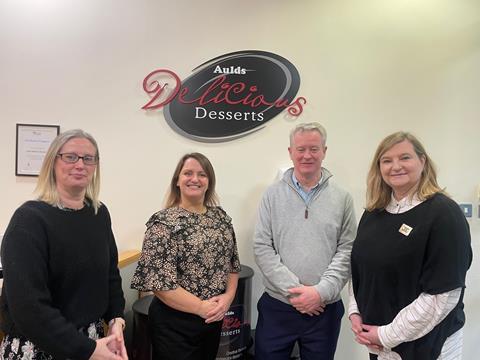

{"left": 349, "top": 313, "right": 383, "bottom": 352}
{"left": 288, "top": 286, "right": 325, "bottom": 316}
{"left": 198, "top": 293, "right": 233, "bottom": 323}
{"left": 90, "top": 332, "right": 128, "bottom": 360}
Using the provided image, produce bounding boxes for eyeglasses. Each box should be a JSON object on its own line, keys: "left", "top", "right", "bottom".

{"left": 57, "top": 153, "right": 98, "bottom": 165}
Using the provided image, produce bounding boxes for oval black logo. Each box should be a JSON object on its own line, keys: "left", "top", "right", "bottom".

{"left": 156, "top": 50, "right": 304, "bottom": 142}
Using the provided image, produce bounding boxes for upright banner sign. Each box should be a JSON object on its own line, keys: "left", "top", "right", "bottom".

{"left": 141, "top": 50, "right": 306, "bottom": 142}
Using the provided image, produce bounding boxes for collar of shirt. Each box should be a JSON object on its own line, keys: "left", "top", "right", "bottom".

{"left": 385, "top": 192, "right": 422, "bottom": 214}
{"left": 291, "top": 172, "right": 322, "bottom": 203}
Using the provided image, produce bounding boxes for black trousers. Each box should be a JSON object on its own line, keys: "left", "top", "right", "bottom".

{"left": 148, "top": 296, "right": 223, "bottom": 360}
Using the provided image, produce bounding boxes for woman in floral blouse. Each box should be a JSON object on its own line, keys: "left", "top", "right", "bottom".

{"left": 131, "top": 152, "right": 240, "bottom": 360}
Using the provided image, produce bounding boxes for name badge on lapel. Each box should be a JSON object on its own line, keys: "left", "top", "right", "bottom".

{"left": 399, "top": 223, "right": 413, "bottom": 236}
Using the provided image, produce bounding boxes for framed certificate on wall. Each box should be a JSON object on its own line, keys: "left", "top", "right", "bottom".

{"left": 16, "top": 124, "right": 60, "bottom": 176}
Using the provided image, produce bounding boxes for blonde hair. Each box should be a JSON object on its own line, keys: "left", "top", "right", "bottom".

{"left": 366, "top": 131, "right": 443, "bottom": 211}
{"left": 289, "top": 122, "right": 327, "bottom": 147}
{"left": 165, "top": 153, "right": 219, "bottom": 208}
{"left": 35, "top": 129, "right": 101, "bottom": 213}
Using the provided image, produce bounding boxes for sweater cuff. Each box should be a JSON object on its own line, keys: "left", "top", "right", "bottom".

{"left": 347, "top": 301, "right": 359, "bottom": 318}
{"left": 314, "top": 280, "right": 334, "bottom": 304}
{"left": 377, "top": 325, "right": 397, "bottom": 350}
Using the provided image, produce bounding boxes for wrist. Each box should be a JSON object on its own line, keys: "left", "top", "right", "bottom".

{"left": 349, "top": 312, "right": 361, "bottom": 320}
{"left": 195, "top": 299, "right": 205, "bottom": 316}
{"left": 225, "top": 290, "right": 236, "bottom": 301}
{"left": 108, "top": 317, "right": 125, "bottom": 331}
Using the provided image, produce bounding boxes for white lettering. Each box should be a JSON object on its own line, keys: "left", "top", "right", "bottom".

{"left": 194, "top": 107, "right": 263, "bottom": 122}
{"left": 195, "top": 107, "right": 207, "bottom": 119}
{"left": 221, "top": 329, "right": 241, "bottom": 336}
{"left": 211, "top": 65, "right": 248, "bottom": 75}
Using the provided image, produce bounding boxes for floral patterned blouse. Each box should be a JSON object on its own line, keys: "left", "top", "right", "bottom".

{"left": 131, "top": 206, "right": 241, "bottom": 300}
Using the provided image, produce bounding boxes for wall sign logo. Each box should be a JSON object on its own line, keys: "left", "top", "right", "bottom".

{"left": 141, "top": 50, "right": 306, "bottom": 142}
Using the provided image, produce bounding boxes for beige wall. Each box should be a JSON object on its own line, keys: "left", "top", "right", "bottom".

{"left": 1, "top": 1, "right": 479, "bottom": 358}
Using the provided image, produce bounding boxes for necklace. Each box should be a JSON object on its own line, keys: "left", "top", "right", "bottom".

{"left": 58, "top": 199, "right": 87, "bottom": 211}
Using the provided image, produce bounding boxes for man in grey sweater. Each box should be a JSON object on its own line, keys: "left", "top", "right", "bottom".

{"left": 253, "top": 122, "right": 357, "bottom": 360}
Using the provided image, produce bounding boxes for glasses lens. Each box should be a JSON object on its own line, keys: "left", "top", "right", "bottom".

{"left": 83, "top": 156, "right": 97, "bottom": 165}
{"left": 62, "top": 154, "right": 78, "bottom": 163}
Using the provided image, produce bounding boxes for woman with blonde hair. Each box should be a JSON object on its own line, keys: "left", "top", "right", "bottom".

{"left": 0, "top": 129, "right": 127, "bottom": 360}
{"left": 131, "top": 152, "right": 240, "bottom": 360}
{"left": 349, "top": 131, "right": 472, "bottom": 360}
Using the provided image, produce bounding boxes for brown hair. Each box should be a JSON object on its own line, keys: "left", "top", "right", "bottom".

{"left": 366, "top": 131, "right": 443, "bottom": 211}
{"left": 164, "top": 152, "right": 219, "bottom": 208}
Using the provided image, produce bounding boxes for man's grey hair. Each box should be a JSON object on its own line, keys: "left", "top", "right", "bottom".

{"left": 289, "top": 122, "right": 327, "bottom": 146}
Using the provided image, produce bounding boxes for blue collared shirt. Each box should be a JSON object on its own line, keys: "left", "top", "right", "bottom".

{"left": 291, "top": 172, "right": 322, "bottom": 203}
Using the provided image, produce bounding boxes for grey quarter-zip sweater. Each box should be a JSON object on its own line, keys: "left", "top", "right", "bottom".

{"left": 253, "top": 167, "right": 357, "bottom": 305}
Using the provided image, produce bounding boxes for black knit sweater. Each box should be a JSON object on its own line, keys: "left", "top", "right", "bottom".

{"left": 0, "top": 200, "right": 125, "bottom": 359}
{"left": 351, "top": 193, "right": 472, "bottom": 359}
